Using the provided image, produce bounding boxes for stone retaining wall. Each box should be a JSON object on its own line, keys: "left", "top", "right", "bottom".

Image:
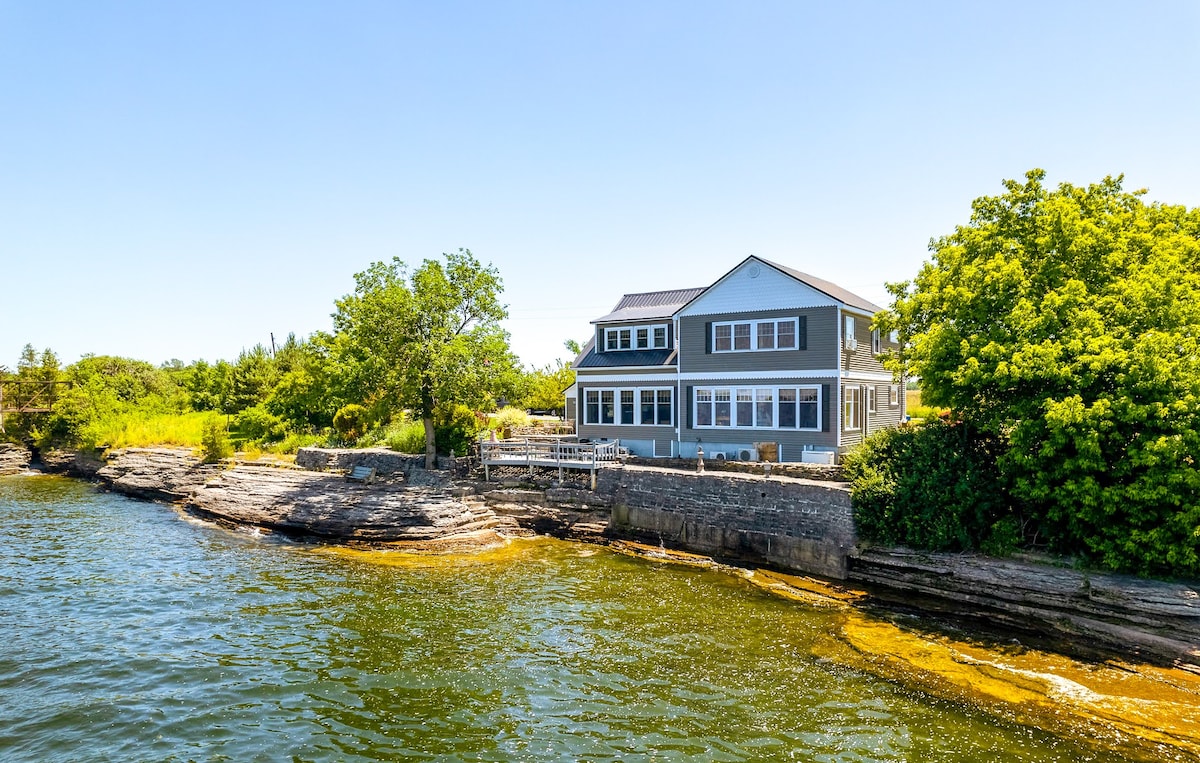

{"left": 596, "top": 465, "right": 855, "bottom": 579}
{"left": 295, "top": 447, "right": 426, "bottom": 477}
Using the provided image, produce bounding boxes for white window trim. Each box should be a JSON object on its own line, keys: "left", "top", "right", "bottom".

{"left": 583, "top": 386, "right": 674, "bottom": 426}
{"left": 867, "top": 386, "right": 876, "bottom": 414}
{"left": 712, "top": 318, "right": 800, "bottom": 353}
{"left": 871, "top": 328, "right": 881, "bottom": 355}
{"left": 692, "top": 384, "right": 822, "bottom": 431}
{"left": 603, "top": 323, "right": 670, "bottom": 352}
{"left": 843, "top": 385, "right": 861, "bottom": 432}
{"left": 889, "top": 384, "right": 900, "bottom": 407}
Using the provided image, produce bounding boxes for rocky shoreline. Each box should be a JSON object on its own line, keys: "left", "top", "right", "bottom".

{"left": 17, "top": 444, "right": 1199, "bottom": 672}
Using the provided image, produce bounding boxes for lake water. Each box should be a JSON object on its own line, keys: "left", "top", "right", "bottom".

{"left": 0, "top": 474, "right": 1157, "bottom": 762}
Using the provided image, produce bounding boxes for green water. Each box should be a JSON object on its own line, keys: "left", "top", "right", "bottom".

{"left": 0, "top": 475, "right": 1138, "bottom": 762}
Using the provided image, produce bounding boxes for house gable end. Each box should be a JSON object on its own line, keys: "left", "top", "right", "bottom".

{"left": 675, "top": 257, "right": 839, "bottom": 318}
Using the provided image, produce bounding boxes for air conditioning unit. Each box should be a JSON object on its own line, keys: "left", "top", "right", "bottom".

{"left": 738, "top": 448, "right": 757, "bottom": 462}
{"left": 845, "top": 337, "right": 858, "bottom": 352}
{"left": 713, "top": 452, "right": 726, "bottom": 461}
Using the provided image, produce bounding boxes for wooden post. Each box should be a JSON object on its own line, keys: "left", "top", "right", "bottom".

{"left": 557, "top": 440, "right": 563, "bottom": 483}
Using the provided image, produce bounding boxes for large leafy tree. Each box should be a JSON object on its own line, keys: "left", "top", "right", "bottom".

{"left": 878, "top": 170, "right": 1200, "bottom": 576}
{"left": 332, "top": 249, "right": 518, "bottom": 468}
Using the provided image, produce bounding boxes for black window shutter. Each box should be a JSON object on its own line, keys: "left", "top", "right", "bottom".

{"left": 798, "top": 315, "right": 808, "bottom": 351}
{"left": 704, "top": 322, "right": 712, "bottom": 354}
{"left": 822, "top": 383, "right": 831, "bottom": 432}
{"left": 685, "top": 385, "right": 693, "bottom": 429}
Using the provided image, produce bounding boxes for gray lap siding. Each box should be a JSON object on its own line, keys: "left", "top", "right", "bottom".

{"left": 678, "top": 306, "right": 839, "bottom": 374}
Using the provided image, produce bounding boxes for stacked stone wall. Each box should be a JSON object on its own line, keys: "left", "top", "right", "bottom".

{"left": 596, "top": 466, "right": 855, "bottom": 579}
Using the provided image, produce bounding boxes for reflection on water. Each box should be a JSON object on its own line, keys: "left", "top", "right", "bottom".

{"left": 0, "top": 475, "right": 1182, "bottom": 762}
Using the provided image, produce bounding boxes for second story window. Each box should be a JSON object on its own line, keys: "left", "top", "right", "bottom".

{"left": 713, "top": 318, "right": 800, "bottom": 353}
{"left": 604, "top": 324, "right": 669, "bottom": 352}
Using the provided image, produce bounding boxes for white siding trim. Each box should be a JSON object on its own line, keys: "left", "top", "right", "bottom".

{"left": 840, "top": 371, "right": 894, "bottom": 382}
{"left": 679, "top": 369, "right": 840, "bottom": 381}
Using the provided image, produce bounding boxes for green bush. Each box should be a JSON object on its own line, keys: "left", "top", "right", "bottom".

{"left": 435, "top": 404, "right": 482, "bottom": 457}
{"left": 233, "top": 404, "right": 287, "bottom": 443}
{"left": 843, "top": 420, "right": 1011, "bottom": 552}
{"left": 489, "top": 405, "right": 530, "bottom": 436}
{"left": 332, "top": 404, "right": 369, "bottom": 443}
{"left": 199, "top": 416, "right": 234, "bottom": 464}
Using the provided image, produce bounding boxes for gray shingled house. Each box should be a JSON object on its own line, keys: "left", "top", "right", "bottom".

{"left": 571, "top": 255, "right": 904, "bottom": 463}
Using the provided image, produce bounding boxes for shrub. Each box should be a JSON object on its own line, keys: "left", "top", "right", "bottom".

{"left": 333, "top": 404, "right": 369, "bottom": 443}
{"left": 199, "top": 416, "right": 234, "bottom": 464}
{"left": 488, "top": 405, "right": 529, "bottom": 438}
{"left": 435, "top": 404, "right": 482, "bottom": 457}
{"left": 233, "top": 404, "right": 287, "bottom": 443}
{"left": 843, "top": 420, "right": 1011, "bottom": 552}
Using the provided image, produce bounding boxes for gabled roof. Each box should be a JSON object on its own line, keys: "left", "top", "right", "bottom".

{"left": 759, "top": 257, "right": 883, "bottom": 313}
{"left": 672, "top": 255, "right": 883, "bottom": 316}
{"left": 591, "top": 287, "right": 707, "bottom": 324}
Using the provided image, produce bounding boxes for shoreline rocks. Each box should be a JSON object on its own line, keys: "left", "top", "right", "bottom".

{"left": 0, "top": 443, "right": 31, "bottom": 475}
{"left": 849, "top": 547, "right": 1200, "bottom": 671}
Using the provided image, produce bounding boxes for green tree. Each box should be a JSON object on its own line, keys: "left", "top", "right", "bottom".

{"left": 223, "top": 345, "right": 278, "bottom": 414}
{"left": 332, "top": 249, "right": 516, "bottom": 468}
{"left": 877, "top": 170, "right": 1200, "bottom": 576}
{"left": 521, "top": 358, "right": 575, "bottom": 415}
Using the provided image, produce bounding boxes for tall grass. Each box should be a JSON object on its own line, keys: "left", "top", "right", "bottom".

{"left": 87, "top": 411, "right": 215, "bottom": 449}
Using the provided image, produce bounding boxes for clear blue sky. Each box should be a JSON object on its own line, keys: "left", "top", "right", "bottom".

{"left": 2, "top": 1, "right": 1197, "bottom": 372}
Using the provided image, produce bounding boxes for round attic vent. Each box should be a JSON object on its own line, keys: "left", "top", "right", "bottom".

{"left": 747, "top": 263, "right": 761, "bottom": 278}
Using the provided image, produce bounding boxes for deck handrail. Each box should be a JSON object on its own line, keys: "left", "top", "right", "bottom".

{"left": 479, "top": 438, "right": 622, "bottom": 488}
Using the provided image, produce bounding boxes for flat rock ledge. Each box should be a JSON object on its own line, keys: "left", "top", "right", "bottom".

{"left": 94, "top": 447, "right": 516, "bottom": 551}
{"left": 188, "top": 465, "right": 517, "bottom": 546}
{"left": 850, "top": 547, "right": 1200, "bottom": 671}
{"left": 0, "top": 443, "right": 31, "bottom": 475}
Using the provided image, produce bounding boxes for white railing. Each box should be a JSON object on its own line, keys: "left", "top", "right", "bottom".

{"left": 479, "top": 438, "right": 622, "bottom": 487}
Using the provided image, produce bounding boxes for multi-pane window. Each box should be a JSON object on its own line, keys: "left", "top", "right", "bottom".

{"left": 889, "top": 385, "right": 900, "bottom": 406}
{"left": 867, "top": 386, "right": 876, "bottom": 413}
{"left": 714, "top": 324, "right": 732, "bottom": 352}
{"left": 872, "top": 328, "right": 881, "bottom": 354}
{"left": 843, "top": 386, "right": 861, "bottom": 431}
{"left": 696, "top": 388, "right": 713, "bottom": 426}
{"left": 583, "top": 387, "right": 674, "bottom": 426}
{"left": 604, "top": 324, "right": 669, "bottom": 352}
{"left": 713, "top": 318, "right": 800, "bottom": 352}
{"left": 620, "top": 390, "right": 635, "bottom": 424}
{"left": 601, "top": 390, "right": 615, "bottom": 424}
{"left": 733, "top": 324, "right": 752, "bottom": 350}
{"left": 693, "top": 386, "right": 820, "bottom": 430}
{"left": 755, "top": 389, "right": 774, "bottom": 427}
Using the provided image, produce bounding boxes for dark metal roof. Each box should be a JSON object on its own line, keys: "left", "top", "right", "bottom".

{"left": 575, "top": 347, "right": 678, "bottom": 369}
{"left": 591, "top": 287, "right": 707, "bottom": 324}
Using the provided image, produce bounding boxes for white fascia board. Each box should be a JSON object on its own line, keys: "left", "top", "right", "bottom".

{"left": 840, "top": 371, "right": 896, "bottom": 382}
{"left": 678, "top": 369, "right": 841, "bottom": 381}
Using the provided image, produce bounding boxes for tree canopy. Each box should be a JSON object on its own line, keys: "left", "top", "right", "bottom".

{"left": 331, "top": 249, "right": 521, "bottom": 467}
{"left": 876, "top": 170, "right": 1200, "bottom": 576}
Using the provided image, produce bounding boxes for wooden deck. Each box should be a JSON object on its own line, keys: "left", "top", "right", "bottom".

{"left": 480, "top": 439, "right": 623, "bottom": 487}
